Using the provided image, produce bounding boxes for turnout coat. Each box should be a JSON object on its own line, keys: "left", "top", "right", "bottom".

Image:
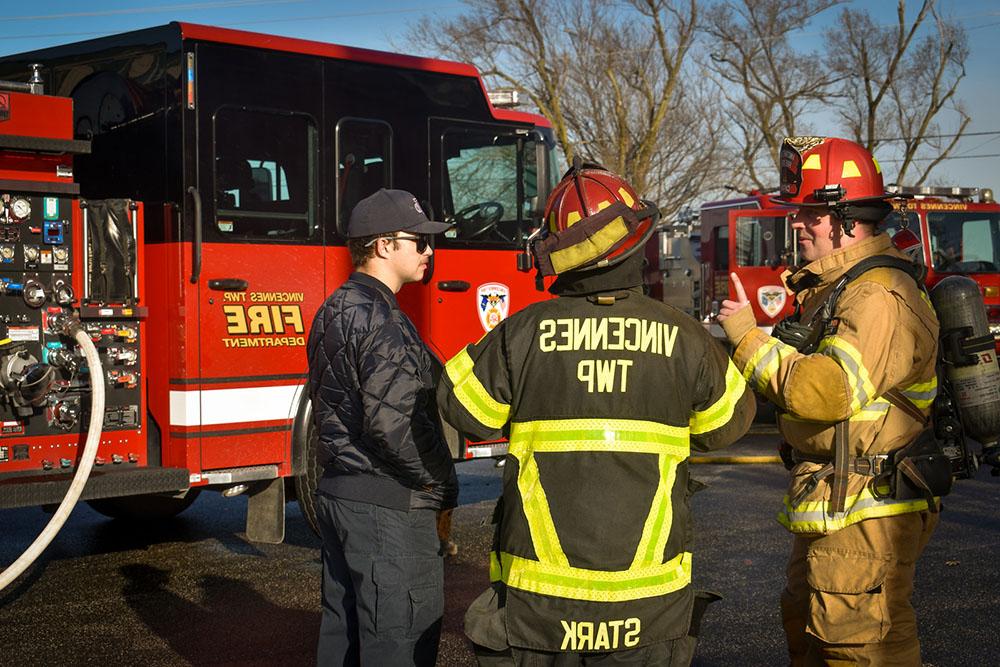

{"left": 438, "top": 263, "right": 755, "bottom": 652}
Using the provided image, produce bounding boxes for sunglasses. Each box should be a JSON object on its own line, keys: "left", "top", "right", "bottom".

{"left": 364, "top": 233, "right": 432, "bottom": 253}
{"left": 389, "top": 234, "right": 432, "bottom": 253}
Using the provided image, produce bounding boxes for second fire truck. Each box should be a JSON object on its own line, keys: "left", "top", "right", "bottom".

{"left": 690, "top": 185, "right": 1000, "bottom": 348}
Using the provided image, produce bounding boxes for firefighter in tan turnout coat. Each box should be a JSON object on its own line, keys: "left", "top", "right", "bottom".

{"left": 719, "top": 137, "right": 940, "bottom": 665}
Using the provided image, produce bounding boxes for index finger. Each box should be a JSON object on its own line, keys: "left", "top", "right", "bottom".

{"left": 729, "top": 272, "right": 748, "bottom": 303}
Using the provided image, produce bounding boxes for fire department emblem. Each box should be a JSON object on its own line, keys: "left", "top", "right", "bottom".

{"left": 757, "top": 285, "right": 786, "bottom": 319}
{"left": 477, "top": 283, "right": 509, "bottom": 332}
{"left": 0, "top": 93, "right": 9, "bottom": 122}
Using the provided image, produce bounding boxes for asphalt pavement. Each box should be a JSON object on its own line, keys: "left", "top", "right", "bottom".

{"left": 0, "top": 432, "right": 997, "bottom": 666}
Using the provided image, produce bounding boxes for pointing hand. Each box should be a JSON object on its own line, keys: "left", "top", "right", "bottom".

{"left": 717, "top": 272, "right": 750, "bottom": 322}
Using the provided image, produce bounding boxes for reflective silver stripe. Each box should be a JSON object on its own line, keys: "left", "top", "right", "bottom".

{"left": 817, "top": 337, "right": 874, "bottom": 412}
{"left": 778, "top": 486, "right": 929, "bottom": 533}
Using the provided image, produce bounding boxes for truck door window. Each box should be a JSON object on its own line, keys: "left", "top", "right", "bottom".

{"left": 735, "top": 216, "right": 785, "bottom": 267}
{"left": 213, "top": 107, "right": 317, "bottom": 241}
{"left": 336, "top": 118, "right": 392, "bottom": 235}
{"left": 439, "top": 128, "right": 532, "bottom": 248}
{"left": 712, "top": 225, "right": 729, "bottom": 271}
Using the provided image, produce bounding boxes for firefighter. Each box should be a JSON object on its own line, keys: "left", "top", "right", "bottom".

{"left": 438, "top": 162, "right": 755, "bottom": 666}
{"left": 718, "top": 137, "right": 940, "bottom": 665}
{"left": 306, "top": 188, "right": 458, "bottom": 666}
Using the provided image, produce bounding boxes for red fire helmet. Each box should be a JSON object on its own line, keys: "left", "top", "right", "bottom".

{"left": 774, "top": 136, "right": 893, "bottom": 205}
{"left": 533, "top": 161, "right": 658, "bottom": 276}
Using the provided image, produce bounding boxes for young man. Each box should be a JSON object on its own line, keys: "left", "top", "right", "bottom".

{"left": 718, "top": 137, "right": 940, "bottom": 665}
{"left": 307, "top": 188, "right": 458, "bottom": 666}
{"left": 438, "top": 162, "right": 755, "bottom": 666}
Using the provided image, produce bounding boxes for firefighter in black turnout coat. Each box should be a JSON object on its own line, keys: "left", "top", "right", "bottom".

{"left": 438, "top": 163, "right": 755, "bottom": 666}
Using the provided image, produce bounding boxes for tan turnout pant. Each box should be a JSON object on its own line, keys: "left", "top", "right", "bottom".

{"left": 780, "top": 510, "right": 938, "bottom": 666}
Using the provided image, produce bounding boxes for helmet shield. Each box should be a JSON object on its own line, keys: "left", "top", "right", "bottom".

{"left": 532, "top": 162, "right": 658, "bottom": 276}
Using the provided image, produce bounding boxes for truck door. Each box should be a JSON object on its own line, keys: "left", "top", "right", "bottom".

{"left": 191, "top": 44, "right": 323, "bottom": 470}
{"left": 729, "top": 209, "right": 795, "bottom": 333}
{"left": 407, "top": 119, "right": 554, "bottom": 360}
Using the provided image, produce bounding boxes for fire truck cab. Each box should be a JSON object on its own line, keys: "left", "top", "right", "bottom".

{"left": 0, "top": 23, "right": 558, "bottom": 542}
{"left": 698, "top": 191, "right": 796, "bottom": 336}
{"left": 883, "top": 186, "right": 1000, "bottom": 347}
{"left": 694, "top": 185, "right": 1000, "bottom": 353}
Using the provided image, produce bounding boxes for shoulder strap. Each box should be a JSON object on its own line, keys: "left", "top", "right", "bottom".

{"left": 822, "top": 255, "right": 925, "bottom": 318}
{"left": 822, "top": 255, "right": 928, "bottom": 512}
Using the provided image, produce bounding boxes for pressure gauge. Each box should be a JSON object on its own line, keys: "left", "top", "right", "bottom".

{"left": 0, "top": 245, "right": 14, "bottom": 261}
{"left": 53, "top": 246, "right": 69, "bottom": 263}
{"left": 23, "top": 246, "right": 39, "bottom": 263}
{"left": 10, "top": 198, "right": 30, "bottom": 221}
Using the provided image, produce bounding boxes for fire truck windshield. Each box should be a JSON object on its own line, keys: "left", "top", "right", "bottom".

{"left": 928, "top": 211, "right": 1000, "bottom": 274}
{"left": 438, "top": 126, "right": 556, "bottom": 249}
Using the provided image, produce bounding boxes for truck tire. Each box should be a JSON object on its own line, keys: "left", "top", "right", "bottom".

{"left": 294, "top": 415, "right": 321, "bottom": 537}
{"left": 87, "top": 489, "right": 200, "bottom": 520}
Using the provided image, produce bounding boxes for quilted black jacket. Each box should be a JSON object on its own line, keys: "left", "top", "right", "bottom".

{"left": 306, "top": 272, "right": 457, "bottom": 510}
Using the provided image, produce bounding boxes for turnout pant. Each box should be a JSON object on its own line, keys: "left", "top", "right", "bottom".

{"left": 316, "top": 494, "right": 443, "bottom": 666}
{"left": 780, "top": 510, "right": 938, "bottom": 666}
{"left": 473, "top": 638, "right": 695, "bottom": 667}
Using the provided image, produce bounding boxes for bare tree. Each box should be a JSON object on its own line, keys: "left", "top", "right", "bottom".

{"left": 409, "top": 0, "right": 727, "bottom": 215}
{"left": 828, "top": 0, "right": 969, "bottom": 185}
{"left": 700, "top": 0, "right": 843, "bottom": 191}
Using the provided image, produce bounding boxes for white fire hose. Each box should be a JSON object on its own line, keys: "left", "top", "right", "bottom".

{"left": 0, "top": 323, "right": 104, "bottom": 591}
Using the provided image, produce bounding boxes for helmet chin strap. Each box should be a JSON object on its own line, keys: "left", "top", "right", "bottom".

{"left": 830, "top": 206, "right": 857, "bottom": 237}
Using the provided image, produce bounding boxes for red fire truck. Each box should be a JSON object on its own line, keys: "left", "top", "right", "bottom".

{"left": 882, "top": 186, "right": 1000, "bottom": 347}
{"left": 0, "top": 23, "right": 558, "bottom": 545}
{"left": 697, "top": 191, "right": 795, "bottom": 337}
{"left": 694, "top": 186, "right": 1000, "bottom": 347}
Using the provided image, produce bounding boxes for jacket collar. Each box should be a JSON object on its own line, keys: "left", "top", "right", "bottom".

{"left": 350, "top": 271, "right": 399, "bottom": 308}
{"left": 786, "top": 234, "right": 897, "bottom": 294}
{"left": 549, "top": 253, "right": 645, "bottom": 297}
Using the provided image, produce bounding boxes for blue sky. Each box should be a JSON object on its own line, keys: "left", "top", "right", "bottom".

{"left": 3, "top": 0, "right": 998, "bottom": 193}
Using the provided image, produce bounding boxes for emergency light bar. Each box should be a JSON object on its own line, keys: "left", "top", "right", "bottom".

{"left": 886, "top": 184, "right": 992, "bottom": 203}
{"left": 488, "top": 88, "right": 520, "bottom": 108}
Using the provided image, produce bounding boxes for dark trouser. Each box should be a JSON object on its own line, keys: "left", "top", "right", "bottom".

{"left": 780, "top": 510, "right": 938, "bottom": 666}
{"left": 316, "top": 494, "right": 443, "bottom": 667}
{"left": 473, "top": 638, "right": 693, "bottom": 667}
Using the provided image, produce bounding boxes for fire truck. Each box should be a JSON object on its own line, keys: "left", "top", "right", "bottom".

{"left": 693, "top": 186, "right": 1000, "bottom": 347}
{"left": 0, "top": 22, "right": 558, "bottom": 550}
{"left": 883, "top": 186, "right": 1000, "bottom": 347}
{"left": 696, "top": 190, "right": 795, "bottom": 337}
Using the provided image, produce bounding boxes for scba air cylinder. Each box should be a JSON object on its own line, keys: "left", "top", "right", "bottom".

{"left": 930, "top": 276, "right": 1000, "bottom": 449}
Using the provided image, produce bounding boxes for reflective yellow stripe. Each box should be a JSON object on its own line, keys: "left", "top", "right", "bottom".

{"left": 631, "top": 453, "right": 679, "bottom": 568}
{"left": 505, "top": 418, "right": 690, "bottom": 602}
{"left": 511, "top": 447, "right": 569, "bottom": 567}
{"left": 490, "top": 551, "right": 501, "bottom": 582}
{"left": 901, "top": 376, "right": 937, "bottom": 409}
{"left": 549, "top": 216, "right": 628, "bottom": 274}
{"left": 743, "top": 337, "right": 796, "bottom": 392}
{"left": 780, "top": 399, "right": 889, "bottom": 423}
{"left": 445, "top": 347, "right": 510, "bottom": 430}
{"left": 496, "top": 550, "right": 692, "bottom": 603}
{"left": 817, "top": 336, "right": 876, "bottom": 413}
{"left": 690, "top": 360, "right": 747, "bottom": 434}
{"left": 509, "top": 418, "right": 689, "bottom": 457}
{"left": 778, "top": 485, "right": 929, "bottom": 534}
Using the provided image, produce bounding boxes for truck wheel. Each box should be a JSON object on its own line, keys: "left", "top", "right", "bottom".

{"left": 294, "top": 415, "right": 321, "bottom": 537}
{"left": 87, "top": 489, "right": 201, "bottom": 520}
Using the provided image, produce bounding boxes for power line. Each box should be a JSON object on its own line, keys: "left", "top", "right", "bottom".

{"left": 876, "top": 130, "right": 1000, "bottom": 142}
{"left": 5, "top": 4, "right": 462, "bottom": 43}
{"left": 879, "top": 153, "right": 1000, "bottom": 163}
{"left": 9, "top": 0, "right": 306, "bottom": 21}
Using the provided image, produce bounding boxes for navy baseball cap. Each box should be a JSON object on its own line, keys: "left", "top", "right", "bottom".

{"left": 347, "top": 189, "right": 451, "bottom": 238}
